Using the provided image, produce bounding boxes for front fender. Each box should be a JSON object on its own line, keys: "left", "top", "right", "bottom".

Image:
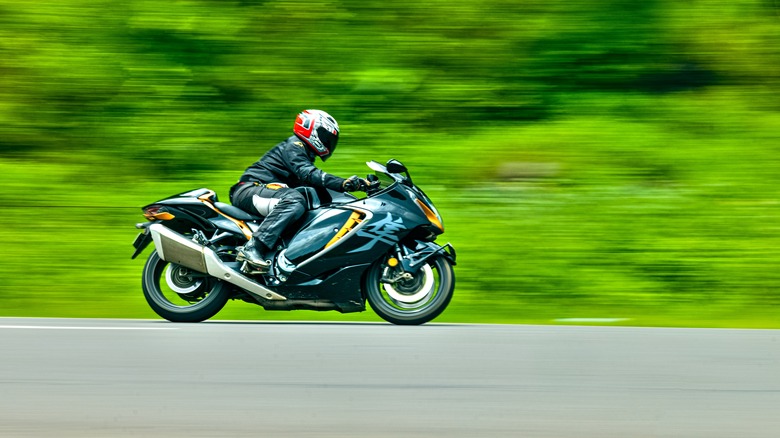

{"left": 399, "top": 241, "right": 456, "bottom": 274}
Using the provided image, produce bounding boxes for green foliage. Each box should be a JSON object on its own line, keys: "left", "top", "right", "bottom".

{"left": 1, "top": 0, "right": 779, "bottom": 326}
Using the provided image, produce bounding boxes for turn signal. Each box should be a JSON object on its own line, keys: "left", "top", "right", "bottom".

{"left": 387, "top": 257, "right": 399, "bottom": 267}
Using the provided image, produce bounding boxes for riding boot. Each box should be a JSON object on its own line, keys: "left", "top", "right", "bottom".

{"left": 236, "top": 238, "right": 272, "bottom": 273}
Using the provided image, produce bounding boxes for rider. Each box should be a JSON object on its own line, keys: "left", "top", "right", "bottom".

{"left": 230, "top": 110, "right": 367, "bottom": 273}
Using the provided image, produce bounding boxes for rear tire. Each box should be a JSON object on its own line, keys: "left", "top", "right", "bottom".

{"left": 142, "top": 250, "right": 230, "bottom": 322}
{"left": 365, "top": 256, "right": 454, "bottom": 325}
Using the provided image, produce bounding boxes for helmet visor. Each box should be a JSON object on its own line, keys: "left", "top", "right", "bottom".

{"left": 316, "top": 126, "right": 338, "bottom": 161}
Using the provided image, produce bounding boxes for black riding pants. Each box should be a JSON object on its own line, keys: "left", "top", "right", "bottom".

{"left": 230, "top": 183, "right": 306, "bottom": 250}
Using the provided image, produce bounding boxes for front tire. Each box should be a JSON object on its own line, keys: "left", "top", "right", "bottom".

{"left": 142, "top": 250, "right": 230, "bottom": 322}
{"left": 365, "top": 256, "right": 454, "bottom": 325}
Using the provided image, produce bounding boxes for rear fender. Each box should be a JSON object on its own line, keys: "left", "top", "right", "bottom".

{"left": 131, "top": 220, "right": 159, "bottom": 259}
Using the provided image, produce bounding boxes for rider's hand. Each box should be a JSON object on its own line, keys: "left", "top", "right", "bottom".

{"left": 343, "top": 175, "right": 368, "bottom": 192}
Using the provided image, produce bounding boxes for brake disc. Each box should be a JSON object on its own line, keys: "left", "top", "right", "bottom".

{"left": 384, "top": 264, "right": 434, "bottom": 304}
{"left": 165, "top": 264, "right": 205, "bottom": 295}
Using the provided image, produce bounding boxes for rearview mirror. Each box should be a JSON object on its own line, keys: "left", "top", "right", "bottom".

{"left": 386, "top": 159, "right": 407, "bottom": 174}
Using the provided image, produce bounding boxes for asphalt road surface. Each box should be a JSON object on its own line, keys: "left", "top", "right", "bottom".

{"left": 1, "top": 318, "right": 779, "bottom": 438}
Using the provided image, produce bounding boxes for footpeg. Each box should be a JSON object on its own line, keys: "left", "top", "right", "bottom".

{"left": 236, "top": 247, "right": 271, "bottom": 271}
{"left": 240, "top": 261, "right": 270, "bottom": 275}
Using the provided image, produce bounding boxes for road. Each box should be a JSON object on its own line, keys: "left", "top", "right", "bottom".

{"left": 1, "top": 318, "right": 779, "bottom": 437}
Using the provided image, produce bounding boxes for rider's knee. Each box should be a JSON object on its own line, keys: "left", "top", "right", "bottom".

{"left": 281, "top": 190, "right": 306, "bottom": 217}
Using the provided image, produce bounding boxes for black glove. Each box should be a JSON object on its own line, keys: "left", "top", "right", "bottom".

{"left": 342, "top": 175, "right": 367, "bottom": 192}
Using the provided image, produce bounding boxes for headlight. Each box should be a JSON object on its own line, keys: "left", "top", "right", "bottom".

{"left": 414, "top": 198, "right": 444, "bottom": 232}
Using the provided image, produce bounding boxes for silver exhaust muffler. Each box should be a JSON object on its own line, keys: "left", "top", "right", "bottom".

{"left": 148, "top": 224, "right": 286, "bottom": 302}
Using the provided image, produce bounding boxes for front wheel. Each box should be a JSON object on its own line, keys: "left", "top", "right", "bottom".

{"left": 142, "top": 250, "right": 230, "bottom": 322}
{"left": 365, "top": 256, "right": 454, "bottom": 325}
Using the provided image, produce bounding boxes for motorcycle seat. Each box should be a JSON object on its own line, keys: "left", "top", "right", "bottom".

{"left": 215, "top": 202, "right": 262, "bottom": 221}
{"left": 214, "top": 187, "right": 321, "bottom": 222}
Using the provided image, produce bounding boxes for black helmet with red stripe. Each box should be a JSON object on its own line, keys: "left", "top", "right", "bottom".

{"left": 293, "top": 110, "right": 340, "bottom": 161}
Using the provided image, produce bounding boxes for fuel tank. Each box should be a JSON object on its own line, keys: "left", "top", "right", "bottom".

{"left": 284, "top": 208, "right": 363, "bottom": 265}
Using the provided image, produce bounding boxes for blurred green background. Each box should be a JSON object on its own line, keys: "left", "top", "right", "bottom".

{"left": 1, "top": 0, "right": 779, "bottom": 327}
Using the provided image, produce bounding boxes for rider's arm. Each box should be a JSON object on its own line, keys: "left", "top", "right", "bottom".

{"left": 283, "top": 142, "right": 347, "bottom": 192}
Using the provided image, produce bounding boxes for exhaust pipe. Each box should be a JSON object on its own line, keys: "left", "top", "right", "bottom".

{"left": 148, "top": 224, "right": 286, "bottom": 302}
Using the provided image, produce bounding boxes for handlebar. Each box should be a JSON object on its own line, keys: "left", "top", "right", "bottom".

{"left": 365, "top": 175, "right": 381, "bottom": 194}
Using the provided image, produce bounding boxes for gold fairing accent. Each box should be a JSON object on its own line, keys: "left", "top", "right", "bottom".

{"left": 325, "top": 211, "right": 365, "bottom": 249}
{"left": 198, "top": 191, "right": 253, "bottom": 240}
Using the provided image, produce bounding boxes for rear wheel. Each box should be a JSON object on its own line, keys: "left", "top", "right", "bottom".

{"left": 142, "top": 250, "right": 230, "bottom": 322}
{"left": 365, "top": 256, "right": 454, "bottom": 325}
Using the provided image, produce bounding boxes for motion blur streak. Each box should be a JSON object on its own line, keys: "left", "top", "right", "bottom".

{"left": 1, "top": 1, "right": 779, "bottom": 326}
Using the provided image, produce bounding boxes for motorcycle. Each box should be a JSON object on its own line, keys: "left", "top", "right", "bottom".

{"left": 131, "top": 159, "right": 456, "bottom": 325}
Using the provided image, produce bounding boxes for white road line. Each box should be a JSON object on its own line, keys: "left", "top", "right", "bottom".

{"left": 554, "top": 318, "right": 630, "bottom": 323}
{"left": 0, "top": 325, "right": 178, "bottom": 330}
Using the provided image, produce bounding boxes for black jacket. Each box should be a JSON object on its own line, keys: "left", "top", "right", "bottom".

{"left": 237, "top": 136, "right": 346, "bottom": 191}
